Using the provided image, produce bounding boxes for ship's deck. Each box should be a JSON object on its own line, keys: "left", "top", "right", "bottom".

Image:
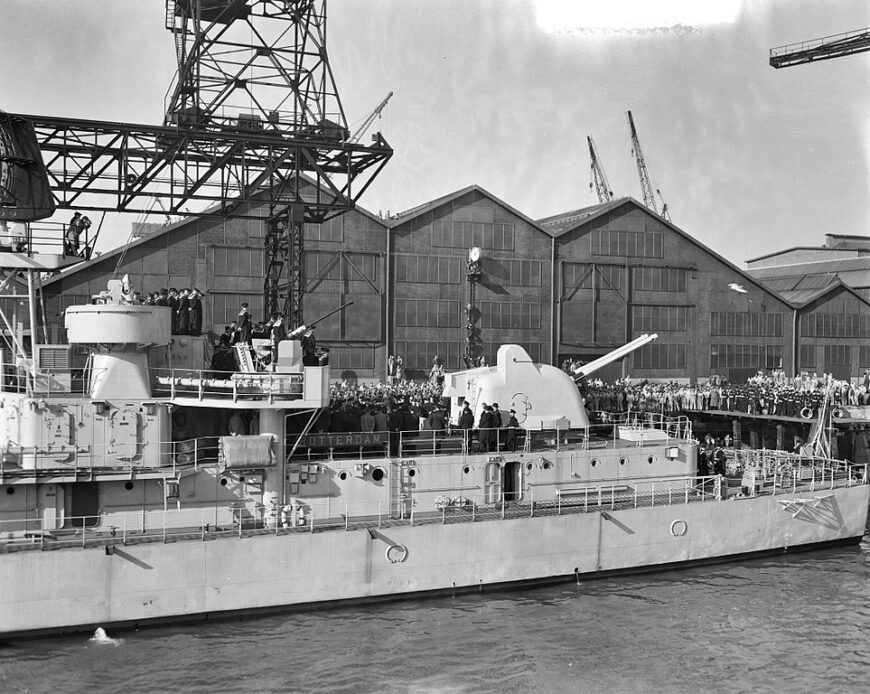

{"left": 0, "top": 467, "right": 863, "bottom": 554}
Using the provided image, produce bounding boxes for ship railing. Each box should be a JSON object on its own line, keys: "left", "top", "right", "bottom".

{"left": 285, "top": 421, "right": 695, "bottom": 463}
{"left": 151, "top": 366, "right": 304, "bottom": 403}
{"left": 0, "top": 436, "right": 221, "bottom": 479}
{"left": 596, "top": 411, "right": 694, "bottom": 441}
{"left": 0, "top": 465, "right": 866, "bottom": 552}
{"left": 0, "top": 364, "right": 98, "bottom": 397}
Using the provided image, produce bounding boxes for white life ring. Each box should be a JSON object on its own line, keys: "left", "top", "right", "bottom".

{"left": 832, "top": 407, "right": 845, "bottom": 420}
{"left": 670, "top": 519, "right": 688, "bottom": 537}
{"left": 385, "top": 544, "right": 408, "bottom": 563}
{"left": 800, "top": 407, "right": 813, "bottom": 420}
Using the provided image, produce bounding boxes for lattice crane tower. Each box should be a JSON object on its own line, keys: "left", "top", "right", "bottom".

{"left": 6, "top": 0, "right": 392, "bottom": 329}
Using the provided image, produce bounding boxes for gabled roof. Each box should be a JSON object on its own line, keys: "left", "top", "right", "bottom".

{"left": 776, "top": 275, "right": 870, "bottom": 310}
{"left": 536, "top": 198, "right": 628, "bottom": 237}
{"left": 537, "top": 196, "right": 799, "bottom": 307}
{"left": 386, "top": 184, "right": 548, "bottom": 234}
{"left": 749, "top": 256, "right": 870, "bottom": 279}
{"left": 44, "top": 179, "right": 387, "bottom": 287}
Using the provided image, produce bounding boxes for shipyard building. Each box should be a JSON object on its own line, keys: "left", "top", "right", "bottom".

{"left": 39, "top": 191, "right": 870, "bottom": 383}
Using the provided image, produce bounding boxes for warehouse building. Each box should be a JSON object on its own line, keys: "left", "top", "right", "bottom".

{"left": 37, "top": 191, "right": 870, "bottom": 384}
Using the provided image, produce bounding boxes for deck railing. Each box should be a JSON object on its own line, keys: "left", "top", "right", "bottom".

{"left": 0, "top": 462, "right": 864, "bottom": 552}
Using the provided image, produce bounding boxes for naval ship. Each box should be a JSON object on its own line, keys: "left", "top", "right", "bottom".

{"left": 0, "top": 221, "right": 867, "bottom": 638}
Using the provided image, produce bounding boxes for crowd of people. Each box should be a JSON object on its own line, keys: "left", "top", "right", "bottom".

{"left": 578, "top": 369, "right": 868, "bottom": 420}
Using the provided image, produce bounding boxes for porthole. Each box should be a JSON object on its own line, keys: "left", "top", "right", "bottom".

{"left": 5, "top": 487, "right": 14, "bottom": 495}
{"left": 371, "top": 467, "right": 386, "bottom": 482}
{"left": 407, "top": 467, "right": 417, "bottom": 478}
{"left": 541, "top": 461, "right": 551, "bottom": 470}
{"left": 619, "top": 457, "right": 628, "bottom": 466}
{"left": 648, "top": 455, "right": 656, "bottom": 464}
{"left": 220, "top": 477, "right": 229, "bottom": 486}
{"left": 462, "top": 465, "right": 471, "bottom": 474}
{"left": 124, "top": 482, "right": 134, "bottom": 491}
{"left": 526, "top": 462, "right": 534, "bottom": 471}
{"left": 591, "top": 458, "right": 599, "bottom": 468}
{"left": 338, "top": 471, "right": 349, "bottom": 481}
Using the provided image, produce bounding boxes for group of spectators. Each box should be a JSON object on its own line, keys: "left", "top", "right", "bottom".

{"left": 122, "top": 285, "right": 205, "bottom": 337}
{"left": 578, "top": 369, "right": 869, "bottom": 420}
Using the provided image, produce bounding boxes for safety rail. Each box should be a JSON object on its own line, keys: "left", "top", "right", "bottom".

{"left": 151, "top": 367, "right": 304, "bottom": 403}
{"left": 0, "top": 437, "right": 220, "bottom": 479}
{"left": 0, "top": 220, "right": 95, "bottom": 259}
{"left": 1, "top": 463, "right": 864, "bottom": 553}
{"left": 288, "top": 418, "right": 691, "bottom": 462}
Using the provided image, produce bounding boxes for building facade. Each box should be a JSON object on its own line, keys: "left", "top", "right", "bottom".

{"left": 36, "top": 193, "right": 870, "bottom": 384}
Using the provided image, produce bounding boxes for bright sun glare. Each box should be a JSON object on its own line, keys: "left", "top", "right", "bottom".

{"left": 534, "top": 0, "right": 742, "bottom": 33}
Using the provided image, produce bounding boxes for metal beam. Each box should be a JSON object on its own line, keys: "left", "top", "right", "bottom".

{"left": 770, "top": 28, "right": 870, "bottom": 68}
{"left": 12, "top": 113, "right": 391, "bottom": 222}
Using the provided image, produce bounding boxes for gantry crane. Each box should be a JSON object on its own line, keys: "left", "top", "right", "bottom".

{"left": 770, "top": 27, "right": 870, "bottom": 68}
{"left": 1, "top": 0, "right": 393, "bottom": 328}
{"left": 626, "top": 110, "right": 670, "bottom": 222}
{"left": 587, "top": 136, "right": 613, "bottom": 204}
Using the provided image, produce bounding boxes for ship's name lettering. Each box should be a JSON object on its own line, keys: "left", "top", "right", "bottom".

{"left": 300, "top": 432, "right": 388, "bottom": 448}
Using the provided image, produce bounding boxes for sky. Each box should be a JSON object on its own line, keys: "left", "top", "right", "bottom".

{"left": 1, "top": 0, "right": 868, "bottom": 266}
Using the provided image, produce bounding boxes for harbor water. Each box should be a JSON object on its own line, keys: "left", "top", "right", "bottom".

{"left": 1, "top": 520, "right": 868, "bottom": 694}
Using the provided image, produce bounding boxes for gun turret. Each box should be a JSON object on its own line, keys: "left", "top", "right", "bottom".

{"left": 572, "top": 333, "right": 658, "bottom": 380}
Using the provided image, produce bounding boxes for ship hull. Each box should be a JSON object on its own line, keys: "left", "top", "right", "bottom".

{"left": 2, "top": 483, "right": 867, "bottom": 638}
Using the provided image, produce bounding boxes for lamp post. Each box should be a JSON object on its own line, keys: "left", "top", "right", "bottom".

{"left": 464, "top": 247, "right": 483, "bottom": 368}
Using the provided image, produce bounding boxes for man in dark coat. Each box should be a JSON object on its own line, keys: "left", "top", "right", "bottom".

{"left": 478, "top": 404, "right": 494, "bottom": 453}
{"left": 188, "top": 289, "right": 203, "bottom": 336}
{"left": 168, "top": 288, "right": 179, "bottom": 334}
{"left": 176, "top": 288, "right": 191, "bottom": 335}
{"left": 505, "top": 409, "right": 519, "bottom": 452}
{"left": 237, "top": 303, "right": 252, "bottom": 343}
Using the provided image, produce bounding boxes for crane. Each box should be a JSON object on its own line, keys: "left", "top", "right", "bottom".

{"left": 626, "top": 110, "right": 670, "bottom": 221}
{"left": 6, "top": 1, "right": 393, "bottom": 329}
{"left": 350, "top": 92, "right": 394, "bottom": 144}
{"left": 770, "top": 28, "right": 870, "bottom": 68}
{"left": 587, "top": 136, "right": 613, "bottom": 204}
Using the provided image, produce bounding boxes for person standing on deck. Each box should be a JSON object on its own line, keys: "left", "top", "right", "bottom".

{"left": 176, "top": 289, "right": 191, "bottom": 335}
{"left": 237, "top": 303, "right": 252, "bottom": 344}
{"left": 188, "top": 289, "right": 203, "bottom": 336}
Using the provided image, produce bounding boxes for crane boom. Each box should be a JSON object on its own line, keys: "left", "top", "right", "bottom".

{"left": 350, "top": 91, "right": 394, "bottom": 144}
{"left": 587, "top": 136, "right": 613, "bottom": 204}
{"left": 770, "top": 28, "right": 870, "bottom": 68}
{"left": 626, "top": 110, "right": 670, "bottom": 221}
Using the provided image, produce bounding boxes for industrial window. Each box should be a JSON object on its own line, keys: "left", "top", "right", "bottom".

{"left": 304, "top": 251, "right": 380, "bottom": 295}
{"left": 432, "top": 221, "right": 515, "bottom": 251}
{"left": 632, "top": 306, "right": 687, "bottom": 332}
{"left": 304, "top": 216, "right": 344, "bottom": 242}
{"left": 394, "top": 254, "right": 463, "bottom": 284}
{"left": 562, "top": 263, "right": 624, "bottom": 292}
{"left": 799, "top": 345, "right": 816, "bottom": 370}
{"left": 328, "top": 346, "right": 375, "bottom": 371}
{"left": 505, "top": 259, "right": 542, "bottom": 287}
{"left": 710, "top": 344, "right": 780, "bottom": 370}
{"left": 634, "top": 343, "right": 686, "bottom": 370}
{"left": 824, "top": 345, "right": 851, "bottom": 365}
{"left": 859, "top": 346, "right": 870, "bottom": 368}
{"left": 395, "top": 299, "right": 460, "bottom": 328}
{"left": 710, "top": 312, "right": 783, "bottom": 337}
{"left": 632, "top": 266, "right": 687, "bottom": 292}
{"left": 479, "top": 301, "right": 542, "bottom": 330}
{"left": 801, "top": 313, "right": 870, "bottom": 338}
{"left": 591, "top": 229, "right": 663, "bottom": 258}
{"left": 211, "top": 292, "right": 264, "bottom": 327}
{"left": 212, "top": 246, "right": 264, "bottom": 277}
{"left": 393, "top": 340, "right": 462, "bottom": 370}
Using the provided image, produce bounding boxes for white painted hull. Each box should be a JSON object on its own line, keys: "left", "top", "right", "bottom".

{"left": 2, "top": 484, "right": 866, "bottom": 637}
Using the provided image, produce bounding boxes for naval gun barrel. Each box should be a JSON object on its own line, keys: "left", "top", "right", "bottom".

{"left": 572, "top": 333, "right": 658, "bottom": 380}
{"left": 286, "top": 301, "right": 354, "bottom": 339}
